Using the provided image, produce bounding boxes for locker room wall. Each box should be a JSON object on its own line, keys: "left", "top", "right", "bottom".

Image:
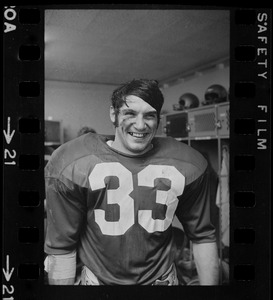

{"left": 45, "top": 80, "right": 116, "bottom": 142}
{"left": 161, "top": 65, "right": 229, "bottom": 114}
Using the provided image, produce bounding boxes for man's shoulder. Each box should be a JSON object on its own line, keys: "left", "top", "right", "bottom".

{"left": 153, "top": 137, "right": 208, "bottom": 174}
{"left": 45, "top": 133, "right": 107, "bottom": 178}
{"left": 51, "top": 133, "right": 97, "bottom": 158}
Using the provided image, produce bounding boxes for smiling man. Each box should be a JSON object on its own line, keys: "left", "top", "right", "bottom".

{"left": 44, "top": 79, "right": 219, "bottom": 285}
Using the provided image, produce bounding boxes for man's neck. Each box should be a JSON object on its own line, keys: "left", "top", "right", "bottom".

{"left": 107, "top": 140, "right": 153, "bottom": 156}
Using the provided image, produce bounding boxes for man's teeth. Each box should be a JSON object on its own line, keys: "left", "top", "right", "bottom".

{"left": 129, "top": 132, "right": 147, "bottom": 137}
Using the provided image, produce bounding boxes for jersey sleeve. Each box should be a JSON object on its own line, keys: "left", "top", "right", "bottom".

{"left": 44, "top": 176, "right": 87, "bottom": 255}
{"left": 175, "top": 167, "right": 216, "bottom": 244}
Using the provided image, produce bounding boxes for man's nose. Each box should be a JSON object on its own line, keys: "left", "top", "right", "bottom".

{"left": 134, "top": 115, "right": 146, "bottom": 130}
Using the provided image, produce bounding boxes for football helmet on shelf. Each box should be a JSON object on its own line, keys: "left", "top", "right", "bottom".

{"left": 203, "top": 84, "right": 228, "bottom": 105}
{"left": 173, "top": 93, "right": 199, "bottom": 111}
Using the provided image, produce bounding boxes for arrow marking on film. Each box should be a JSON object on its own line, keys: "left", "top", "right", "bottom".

{"left": 2, "top": 255, "right": 14, "bottom": 282}
{"left": 3, "top": 117, "right": 15, "bottom": 144}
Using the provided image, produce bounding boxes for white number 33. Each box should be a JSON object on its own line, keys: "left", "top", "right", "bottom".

{"left": 88, "top": 162, "right": 185, "bottom": 236}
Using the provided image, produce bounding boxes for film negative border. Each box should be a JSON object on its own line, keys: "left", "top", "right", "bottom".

{"left": 3, "top": 6, "right": 44, "bottom": 300}
{"left": 230, "top": 8, "right": 271, "bottom": 300}
{"left": 2, "top": 6, "right": 271, "bottom": 300}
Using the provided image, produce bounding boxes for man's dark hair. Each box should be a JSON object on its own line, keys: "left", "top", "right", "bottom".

{"left": 111, "top": 79, "right": 164, "bottom": 127}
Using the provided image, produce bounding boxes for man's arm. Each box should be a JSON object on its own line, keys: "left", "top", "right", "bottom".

{"left": 192, "top": 242, "right": 219, "bottom": 285}
{"left": 49, "top": 277, "right": 75, "bottom": 285}
{"left": 45, "top": 252, "right": 76, "bottom": 285}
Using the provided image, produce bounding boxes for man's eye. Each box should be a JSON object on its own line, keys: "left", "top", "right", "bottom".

{"left": 146, "top": 114, "right": 156, "bottom": 119}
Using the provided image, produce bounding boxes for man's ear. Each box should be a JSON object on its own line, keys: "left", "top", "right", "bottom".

{"left": 109, "top": 106, "right": 116, "bottom": 124}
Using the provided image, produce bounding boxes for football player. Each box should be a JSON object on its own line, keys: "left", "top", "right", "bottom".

{"left": 44, "top": 79, "right": 219, "bottom": 285}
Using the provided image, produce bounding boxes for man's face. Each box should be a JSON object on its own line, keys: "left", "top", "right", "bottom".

{"left": 110, "top": 95, "right": 158, "bottom": 155}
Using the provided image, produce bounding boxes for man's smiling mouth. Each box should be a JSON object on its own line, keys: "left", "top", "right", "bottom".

{"left": 128, "top": 132, "right": 149, "bottom": 138}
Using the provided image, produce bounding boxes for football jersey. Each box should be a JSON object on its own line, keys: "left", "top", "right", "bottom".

{"left": 44, "top": 133, "right": 216, "bottom": 285}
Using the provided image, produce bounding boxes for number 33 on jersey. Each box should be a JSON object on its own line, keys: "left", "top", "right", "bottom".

{"left": 88, "top": 162, "right": 185, "bottom": 236}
